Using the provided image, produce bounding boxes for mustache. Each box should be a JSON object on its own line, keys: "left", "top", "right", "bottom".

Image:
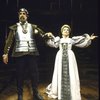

{"left": 19, "top": 16, "right": 25, "bottom": 20}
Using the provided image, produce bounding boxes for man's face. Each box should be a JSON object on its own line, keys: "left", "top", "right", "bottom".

{"left": 19, "top": 11, "right": 27, "bottom": 23}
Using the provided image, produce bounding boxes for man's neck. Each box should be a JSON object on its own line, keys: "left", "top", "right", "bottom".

{"left": 20, "top": 21, "right": 27, "bottom": 25}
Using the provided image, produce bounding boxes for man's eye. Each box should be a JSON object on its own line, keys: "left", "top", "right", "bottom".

{"left": 23, "top": 13, "right": 26, "bottom": 15}
{"left": 19, "top": 12, "right": 26, "bottom": 15}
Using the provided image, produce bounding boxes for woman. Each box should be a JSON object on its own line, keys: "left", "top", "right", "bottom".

{"left": 45, "top": 24, "right": 97, "bottom": 100}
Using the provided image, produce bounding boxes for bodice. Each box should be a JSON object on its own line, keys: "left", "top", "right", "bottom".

{"left": 59, "top": 38, "right": 72, "bottom": 50}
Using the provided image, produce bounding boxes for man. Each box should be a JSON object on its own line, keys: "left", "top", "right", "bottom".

{"left": 2, "top": 8, "right": 49, "bottom": 100}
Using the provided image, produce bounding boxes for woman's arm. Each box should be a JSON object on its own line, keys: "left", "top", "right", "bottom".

{"left": 45, "top": 32, "right": 60, "bottom": 48}
{"left": 72, "top": 33, "right": 98, "bottom": 48}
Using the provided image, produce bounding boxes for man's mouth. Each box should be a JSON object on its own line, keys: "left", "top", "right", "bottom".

{"left": 20, "top": 16, "right": 25, "bottom": 20}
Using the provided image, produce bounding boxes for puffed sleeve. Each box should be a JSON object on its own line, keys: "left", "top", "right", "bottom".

{"left": 72, "top": 34, "right": 91, "bottom": 48}
{"left": 46, "top": 36, "right": 60, "bottom": 48}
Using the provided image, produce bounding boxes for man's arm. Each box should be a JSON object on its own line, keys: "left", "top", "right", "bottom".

{"left": 31, "top": 24, "right": 46, "bottom": 37}
{"left": 2, "top": 29, "right": 15, "bottom": 64}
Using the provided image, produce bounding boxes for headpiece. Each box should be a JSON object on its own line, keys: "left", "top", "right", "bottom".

{"left": 19, "top": 8, "right": 29, "bottom": 15}
{"left": 61, "top": 24, "right": 71, "bottom": 33}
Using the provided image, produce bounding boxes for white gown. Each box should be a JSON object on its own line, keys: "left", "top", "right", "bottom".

{"left": 46, "top": 34, "right": 91, "bottom": 100}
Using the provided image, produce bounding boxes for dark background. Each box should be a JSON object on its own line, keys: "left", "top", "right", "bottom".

{"left": 0, "top": 0, "right": 99, "bottom": 87}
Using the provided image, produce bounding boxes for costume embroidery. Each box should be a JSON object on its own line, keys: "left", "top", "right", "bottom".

{"left": 61, "top": 43, "right": 71, "bottom": 100}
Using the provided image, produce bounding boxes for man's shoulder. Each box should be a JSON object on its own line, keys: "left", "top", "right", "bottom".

{"left": 29, "top": 23, "right": 37, "bottom": 28}
{"left": 9, "top": 24, "right": 17, "bottom": 30}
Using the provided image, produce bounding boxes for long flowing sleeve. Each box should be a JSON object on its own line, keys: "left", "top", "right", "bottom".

{"left": 72, "top": 34, "right": 91, "bottom": 48}
{"left": 46, "top": 36, "right": 60, "bottom": 48}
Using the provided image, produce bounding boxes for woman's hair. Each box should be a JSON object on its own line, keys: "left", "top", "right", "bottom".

{"left": 61, "top": 24, "right": 71, "bottom": 33}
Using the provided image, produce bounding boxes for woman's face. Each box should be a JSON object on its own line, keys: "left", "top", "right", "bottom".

{"left": 62, "top": 27, "right": 70, "bottom": 37}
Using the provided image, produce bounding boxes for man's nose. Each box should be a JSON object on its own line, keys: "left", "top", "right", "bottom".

{"left": 20, "top": 15, "right": 24, "bottom": 17}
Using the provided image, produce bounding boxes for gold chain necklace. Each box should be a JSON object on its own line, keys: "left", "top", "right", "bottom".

{"left": 21, "top": 23, "right": 28, "bottom": 34}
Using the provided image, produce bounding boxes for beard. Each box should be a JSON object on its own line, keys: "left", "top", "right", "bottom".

{"left": 19, "top": 16, "right": 26, "bottom": 23}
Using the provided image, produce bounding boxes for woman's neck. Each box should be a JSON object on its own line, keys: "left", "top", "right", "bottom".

{"left": 62, "top": 35, "right": 69, "bottom": 38}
